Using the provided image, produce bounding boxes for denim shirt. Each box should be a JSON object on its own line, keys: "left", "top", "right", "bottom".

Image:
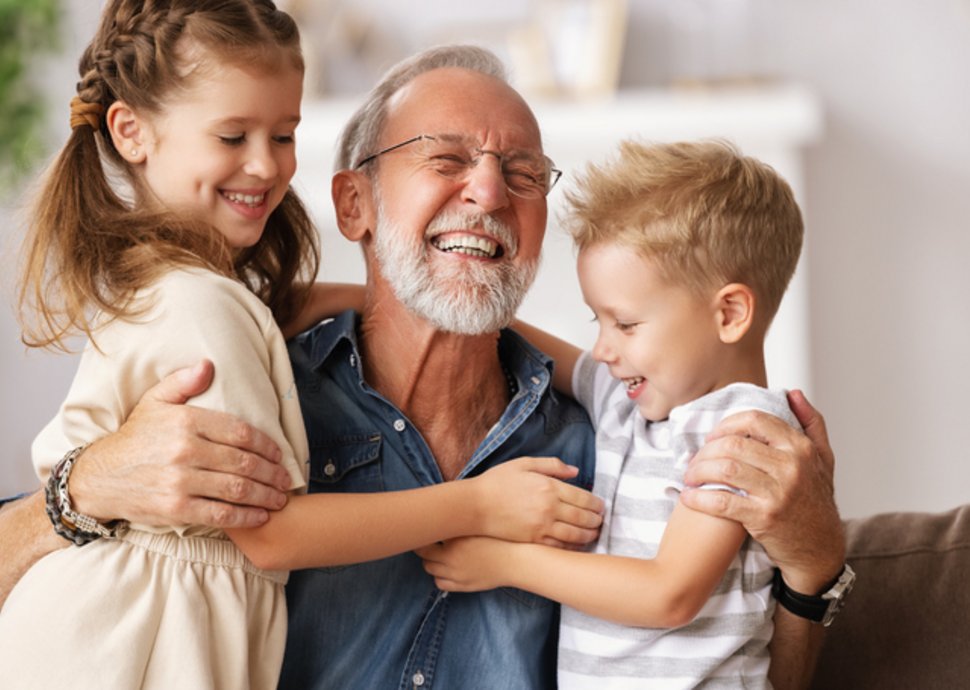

{"left": 279, "top": 311, "right": 595, "bottom": 690}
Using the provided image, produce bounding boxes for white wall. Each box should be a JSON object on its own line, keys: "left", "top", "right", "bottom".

{"left": 3, "top": 0, "right": 970, "bottom": 519}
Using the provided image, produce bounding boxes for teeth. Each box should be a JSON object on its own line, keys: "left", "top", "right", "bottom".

{"left": 624, "top": 377, "right": 644, "bottom": 391}
{"left": 224, "top": 191, "right": 265, "bottom": 207}
{"left": 432, "top": 234, "right": 499, "bottom": 258}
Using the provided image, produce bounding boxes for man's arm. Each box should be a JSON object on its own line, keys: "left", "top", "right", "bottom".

{"left": 510, "top": 320, "right": 582, "bottom": 396}
{"left": 680, "top": 390, "right": 843, "bottom": 690}
{"left": 0, "top": 360, "right": 290, "bottom": 604}
{"left": 0, "top": 492, "right": 64, "bottom": 609}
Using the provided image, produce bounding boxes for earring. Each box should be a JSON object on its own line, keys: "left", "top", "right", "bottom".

{"left": 130, "top": 149, "right": 138, "bottom": 157}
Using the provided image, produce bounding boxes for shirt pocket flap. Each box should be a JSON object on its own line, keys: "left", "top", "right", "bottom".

{"left": 309, "top": 433, "right": 382, "bottom": 486}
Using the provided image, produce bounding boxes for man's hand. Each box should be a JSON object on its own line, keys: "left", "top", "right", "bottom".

{"left": 680, "top": 390, "right": 845, "bottom": 592}
{"left": 71, "top": 360, "right": 292, "bottom": 529}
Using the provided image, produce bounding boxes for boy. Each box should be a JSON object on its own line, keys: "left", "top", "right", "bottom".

{"left": 418, "top": 139, "right": 805, "bottom": 688}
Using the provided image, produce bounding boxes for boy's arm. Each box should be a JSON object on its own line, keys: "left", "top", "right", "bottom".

{"left": 510, "top": 319, "right": 582, "bottom": 396}
{"left": 281, "top": 282, "right": 366, "bottom": 339}
{"left": 420, "top": 501, "right": 745, "bottom": 629}
{"left": 683, "top": 393, "right": 843, "bottom": 689}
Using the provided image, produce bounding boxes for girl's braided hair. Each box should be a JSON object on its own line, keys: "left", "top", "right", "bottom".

{"left": 20, "top": 0, "right": 319, "bottom": 350}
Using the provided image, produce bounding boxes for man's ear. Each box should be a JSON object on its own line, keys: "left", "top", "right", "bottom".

{"left": 714, "top": 283, "right": 756, "bottom": 344}
{"left": 332, "top": 170, "right": 376, "bottom": 243}
{"left": 105, "top": 101, "right": 148, "bottom": 163}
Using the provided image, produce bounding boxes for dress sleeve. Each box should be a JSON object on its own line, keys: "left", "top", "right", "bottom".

{"left": 31, "top": 269, "right": 308, "bottom": 491}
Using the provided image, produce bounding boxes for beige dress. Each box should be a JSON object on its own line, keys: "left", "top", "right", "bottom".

{"left": 0, "top": 268, "right": 308, "bottom": 689}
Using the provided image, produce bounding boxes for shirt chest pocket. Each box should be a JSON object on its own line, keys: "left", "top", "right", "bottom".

{"left": 308, "top": 433, "right": 384, "bottom": 493}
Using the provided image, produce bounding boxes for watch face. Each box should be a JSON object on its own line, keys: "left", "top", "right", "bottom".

{"left": 821, "top": 564, "right": 856, "bottom": 626}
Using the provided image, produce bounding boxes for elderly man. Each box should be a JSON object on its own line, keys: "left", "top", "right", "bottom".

{"left": 1, "top": 46, "right": 845, "bottom": 689}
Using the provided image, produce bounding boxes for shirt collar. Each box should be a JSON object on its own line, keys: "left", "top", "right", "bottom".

{"left": 298, "top": 309, "right": 360, "bottom": 371}
{"left": 298, "top": 309, "right": 558, "bottom": 399}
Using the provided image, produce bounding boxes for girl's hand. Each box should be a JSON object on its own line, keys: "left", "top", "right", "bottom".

{"left": 472, "top": 457, "right": 603, "bottom": 547}
{"left": 417, "top": 537, "right": 516, "bottom": 592}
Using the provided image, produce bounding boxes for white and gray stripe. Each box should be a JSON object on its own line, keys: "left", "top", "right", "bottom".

{"left": 558, "top": 353, "right": 800, "bottom": 689}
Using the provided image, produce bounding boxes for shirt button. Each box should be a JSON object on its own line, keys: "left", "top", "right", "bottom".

{"left": 393, "top": 419, "right": 406, "bottom": 432}
{"left": 324, "top": 461, "right": 336, "bottom": 477}
{"left": 412, "top": 671, "right": 425, "bottom": 686}
{"left": 349, "top": 354, "right": 357, "bottom": 367}
{"left": 530, "top": 376, "right": 541, "bottom": 385}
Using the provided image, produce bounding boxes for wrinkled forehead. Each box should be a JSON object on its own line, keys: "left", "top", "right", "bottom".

{"left": 383, "top": 67, "right": 543, "bottom": 153}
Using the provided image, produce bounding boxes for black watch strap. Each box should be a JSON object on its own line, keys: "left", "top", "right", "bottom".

{"left": 771, "top": 564, "right": 856, "bottom": 627}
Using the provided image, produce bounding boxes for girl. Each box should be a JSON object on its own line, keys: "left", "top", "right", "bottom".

{"left": 0, "top": 2, "right": 601, "bottom": 688}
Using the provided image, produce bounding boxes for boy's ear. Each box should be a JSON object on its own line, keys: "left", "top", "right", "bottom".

{"left": 714, "top": 283, "right": 756, "bottom": 344}
{"left": 332, "top": 170, "right": 376, "bottom": 243}
{"left": 105, "top": 101, "right": 147, "bottom": 163}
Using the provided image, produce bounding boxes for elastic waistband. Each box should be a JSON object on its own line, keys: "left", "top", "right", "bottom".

{"left": 118, "top": 529, "right": 288, "bottom": 584}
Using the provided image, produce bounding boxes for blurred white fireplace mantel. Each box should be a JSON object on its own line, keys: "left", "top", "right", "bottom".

{"left": 294, "top": 84, "right": 823, "bottom": 391}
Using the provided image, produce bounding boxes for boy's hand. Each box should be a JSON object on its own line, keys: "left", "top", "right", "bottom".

{"left": 417, "top": 537, "right": 515, "bottom": 592}
{"left": 472, "top": 457, "right": 603, "bottom": 547}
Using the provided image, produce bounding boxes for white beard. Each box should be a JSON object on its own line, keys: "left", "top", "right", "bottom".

{"left": 372, "top": 201, "right": 540, "bottom": 336}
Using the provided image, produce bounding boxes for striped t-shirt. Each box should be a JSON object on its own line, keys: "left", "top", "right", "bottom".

{"left": 558, "top": 353, "right": 801, "bottom": 689}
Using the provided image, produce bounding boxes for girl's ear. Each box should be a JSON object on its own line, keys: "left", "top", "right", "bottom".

{"left": 332, "top": 170, "right": 376, "bottom": 243}
{"left": 105, "top": 101, "right": 147, "bottom": 163}
{"left": 714, "top": 283, "right": 756, "bottom": 344}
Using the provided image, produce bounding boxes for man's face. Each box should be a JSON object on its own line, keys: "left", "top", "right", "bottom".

{"left": 362, "top": 68, "right": 548, "bottom": 334}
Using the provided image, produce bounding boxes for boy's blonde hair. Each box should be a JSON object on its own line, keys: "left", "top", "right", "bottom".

{"left": 565, "top": 139, "right": 803, "bottom": 325}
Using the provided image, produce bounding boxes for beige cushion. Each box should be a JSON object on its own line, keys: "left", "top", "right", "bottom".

{"left": 811, "top": 504, "right": 970, "bottom": 689}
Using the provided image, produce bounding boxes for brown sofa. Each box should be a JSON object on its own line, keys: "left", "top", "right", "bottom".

{"left": 811, "top": 504, "right": 970, "bottom": 689}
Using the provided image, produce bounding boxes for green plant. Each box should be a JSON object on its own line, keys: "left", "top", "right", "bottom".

{"left": 0, "top": 0, "right": 62, "bottom": 192}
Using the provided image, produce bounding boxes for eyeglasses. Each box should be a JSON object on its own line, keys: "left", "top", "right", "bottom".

{"left": 354, "top": 133, "right": 562, "bottom": 199}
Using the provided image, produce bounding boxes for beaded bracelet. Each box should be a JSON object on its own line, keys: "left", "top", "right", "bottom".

{"left": 44, "top": 445, "right": 125, "bottom": 546}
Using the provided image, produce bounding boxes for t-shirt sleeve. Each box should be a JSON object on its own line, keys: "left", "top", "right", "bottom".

{"left": 571, "top": 350, "right": 621, "bottom": 430}
{"left": 665, "top": 384, "right": 801, "bottom": 497}
{"left": 31, "top": 270, "right": 308, "bottom": 491}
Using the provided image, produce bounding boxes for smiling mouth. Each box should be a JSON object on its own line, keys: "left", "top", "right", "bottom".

{"left": 222, "top": 191, "right": 266, "bottom": 208}
{"left": 431, "top": 233, "right": 503, "bottom": 259}
{"left": 623, "top": 376, "right": 645, "bottom": 392}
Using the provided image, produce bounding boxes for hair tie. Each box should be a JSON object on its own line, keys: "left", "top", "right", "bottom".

{"left": 69, "top": 95, "right": 104, "bottom": 130}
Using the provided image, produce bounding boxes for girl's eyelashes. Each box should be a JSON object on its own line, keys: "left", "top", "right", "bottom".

{"left": 217, "top": 133, "right": 296, "bottom": 145}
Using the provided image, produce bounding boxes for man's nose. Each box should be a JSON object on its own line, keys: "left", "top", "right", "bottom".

{"left": 459, "top": 153, "right": 510, "bottom": 214}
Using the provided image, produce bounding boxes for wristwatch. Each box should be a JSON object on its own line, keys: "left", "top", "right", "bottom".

{"left": 771, "top": 563, "right": 856, "bottom": 627}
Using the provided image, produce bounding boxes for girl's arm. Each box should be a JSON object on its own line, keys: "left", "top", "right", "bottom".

{"left": 72, "top": 272, "right": 601, "bottom": 572}
{"left": 281, "top": 282, "right": 366, "bottom": 339}
{"left": 511, "top": 320, "right": 582, "bottom": 397}
{"left": 227, "top": 456, "right": 604, "bottom": 571}
{"left": 419, "top": 501, "right": 746, "bottom": 629}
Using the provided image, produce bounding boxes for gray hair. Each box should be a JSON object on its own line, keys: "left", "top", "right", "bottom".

{"left": 335, "top": 44, "right": 508, "bottom": 171}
